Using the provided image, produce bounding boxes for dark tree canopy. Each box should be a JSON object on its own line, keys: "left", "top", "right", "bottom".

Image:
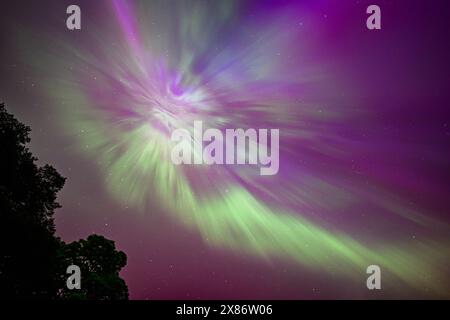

{"left": 57, "top": 235, "right": 129, "bottom": 300}
{"left": 0, "top": 103, "right": 128, "bottom": 299}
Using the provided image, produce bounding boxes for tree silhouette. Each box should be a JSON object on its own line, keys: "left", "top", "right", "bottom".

{"left": 0, "top": 103, "right": 128, "bottom": 299}
{"left": 57, "top": 235, "right": 128, "bottom": 300}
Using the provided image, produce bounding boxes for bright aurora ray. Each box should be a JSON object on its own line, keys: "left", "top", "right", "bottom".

{"left": 10, "top": 0, "right": 450, "bottom": 296}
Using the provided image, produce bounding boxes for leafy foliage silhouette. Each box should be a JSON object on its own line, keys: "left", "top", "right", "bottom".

{"left": 0, "top": 103, "right": 128, "bottom": 299}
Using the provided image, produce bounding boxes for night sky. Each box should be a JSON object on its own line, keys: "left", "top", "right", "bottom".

{"left": 1, "top": 0, "right": 450, "bottom": 299}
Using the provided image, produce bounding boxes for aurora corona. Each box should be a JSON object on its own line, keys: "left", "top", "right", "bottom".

{"left": 9, "top": 0, "right": 450, "bottom": 298}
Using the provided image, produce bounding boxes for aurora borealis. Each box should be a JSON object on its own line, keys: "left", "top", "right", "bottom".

{"left": 1, "top": 0, "right": 449, "bottom": 299}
